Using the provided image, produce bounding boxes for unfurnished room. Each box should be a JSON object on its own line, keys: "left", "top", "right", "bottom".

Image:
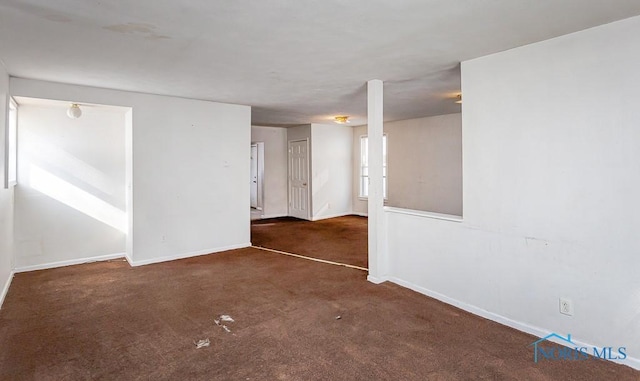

{"left": 1, "top": 1, "right": 639, "bottom": 380}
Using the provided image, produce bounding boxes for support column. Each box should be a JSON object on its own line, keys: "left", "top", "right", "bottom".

{"left": 367, "top": 79, "right": 388, "bottom": 283}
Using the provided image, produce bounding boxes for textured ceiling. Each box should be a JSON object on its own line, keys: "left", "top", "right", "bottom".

{"left": 2, "top": 1, "right": 640, "bottom": 125}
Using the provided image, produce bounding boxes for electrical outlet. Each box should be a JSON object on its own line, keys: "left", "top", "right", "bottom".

{"left": 559, "top": 298, "right": 573, "bottom": 316}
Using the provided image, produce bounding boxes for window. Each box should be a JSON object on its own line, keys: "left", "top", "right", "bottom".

{"left": 359, "top": 134, "right": 387, "bottom": 199}
{"left": 5, "top": 97, "right": 17, "bottom": 188}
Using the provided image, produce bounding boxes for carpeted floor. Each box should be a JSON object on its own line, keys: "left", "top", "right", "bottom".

{"left": 251, "top": 215, "right": 368, "bottom": 269}
{"left": 0, "top": 217, "right": 637, "bottom": 380}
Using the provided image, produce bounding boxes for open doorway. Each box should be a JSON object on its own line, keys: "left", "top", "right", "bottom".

{"left": 250, "top": 142, "right": 264, "bottom": 219}
{"left": 250, "top": 124, "right": 367, "bottom": 270}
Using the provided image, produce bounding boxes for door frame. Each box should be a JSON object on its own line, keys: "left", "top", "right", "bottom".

{"left": 250, "top": 142, "right": 264, "bottom": 211}
{"left": 287, "top": 138, "right": 311, "bottom": 220}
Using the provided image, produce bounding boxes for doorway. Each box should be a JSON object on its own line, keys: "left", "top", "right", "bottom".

{"left": 288, "top": 139, "right": 310, "bottom": 220}
{"left": 250, "top": 142, "right": 264, "bottom": 213}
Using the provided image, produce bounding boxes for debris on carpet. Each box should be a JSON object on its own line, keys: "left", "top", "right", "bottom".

{"left": 214, "top": 314, "right": 235, "bottom": 333}
{"left": 194, "top": 338, "right": 210, "bottom": 349}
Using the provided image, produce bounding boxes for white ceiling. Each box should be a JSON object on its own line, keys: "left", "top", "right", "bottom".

{"left": 2, "top": 1, "right": 640, "bottom": 126}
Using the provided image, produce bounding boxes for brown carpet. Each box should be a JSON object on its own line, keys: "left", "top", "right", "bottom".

{"left": 0, "top": 218, "right": 638, "bottom": 380}
{"left": 251, "top": 215, "right": 368, "bottom": 269}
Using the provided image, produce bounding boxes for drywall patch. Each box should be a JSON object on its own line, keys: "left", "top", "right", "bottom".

{"left": 524, "top": 236, "right": 549, "bottom": 247}
{"left": 103, "top": 23, "right": 171, "bottom": 40}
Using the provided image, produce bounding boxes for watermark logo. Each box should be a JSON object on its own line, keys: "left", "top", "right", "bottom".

{"left": 529, "top": 333, "right": 627, "bottom": 363}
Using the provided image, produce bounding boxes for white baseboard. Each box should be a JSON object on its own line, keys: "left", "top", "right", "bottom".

{"left": 0, "top": 271, "right": 15, "bottom": 309}
{"left": 624, "top": 354, "right": 640, "bottom": 371}
{"left": 128, "top": 242, "right": 251, "bottom": 267}
{"left": 367, "top": 275, "right": 387, "bottom": 284}
{"left": 311, "top": 212, "right": 354, "bottom": 221}
{"left": 386, "top": 276, "right": 640, "bottom": 371}
{"left": 351, "top": 212, "right": 368, "bottom": 217}
{"left": 14, "top": 253, "right": 126, "bottom": 273}
{"left": 259, "top": 213, "right": 289, "bottom": 219}
{"left": 124, "top": 251, "right": 133, "bottom": 266}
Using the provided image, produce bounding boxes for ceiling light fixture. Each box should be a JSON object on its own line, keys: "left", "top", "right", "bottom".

{"left": 67, "top": 103, "right": 82, "bottom": 119}
{"left": 455, "top": 94, "right": 462, "bottom": 104}
{"left": 334, "top": 115, "right": 350, "bottom": 124}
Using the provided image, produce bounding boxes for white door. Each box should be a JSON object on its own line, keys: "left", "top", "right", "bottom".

{"left": 250, "top": 144, "right": 258, "bottom": 208}
{"left": 288, "top": 139, "right": 310, "bottom": 220}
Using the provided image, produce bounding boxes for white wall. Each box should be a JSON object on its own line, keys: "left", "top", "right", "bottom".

{"left": 11, "top": 78, "right": 251, "bottom": 266}
{"left": 287, "top": 125, "right": 312, "bottom": 143}
{"left": 311, "top": 123, "right": 353, "bottom": 220}
{"left": 385, "top": 16, "right": 640, "bottom": 368}
{"left": 14, "top": 102, "right": 127, "bottom": 269}
{"left": 353, "top": 114, "right": 462, "bottom": 216}
{"left": 251, "top": 126, "right": 288, "bottom": 218}
{"left": 386, "top": 114, "right": 462, "bottom": 215}
{"left": 0, "top": 64, "right": 14, "bottom": 307}
{"left": 284, "top": 124, "right": 353, "bottom": 220}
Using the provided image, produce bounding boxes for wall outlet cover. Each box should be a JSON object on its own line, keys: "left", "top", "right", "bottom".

{"left": 559, "top": 297, "right": 574, "bottom": 316}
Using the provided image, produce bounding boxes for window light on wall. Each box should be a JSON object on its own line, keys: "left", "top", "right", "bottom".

{"left": 359, "top": 135, "right": 387, "bottom": 199}
{"left": 5, "top": 97, "right": 18, "bottom": 188}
